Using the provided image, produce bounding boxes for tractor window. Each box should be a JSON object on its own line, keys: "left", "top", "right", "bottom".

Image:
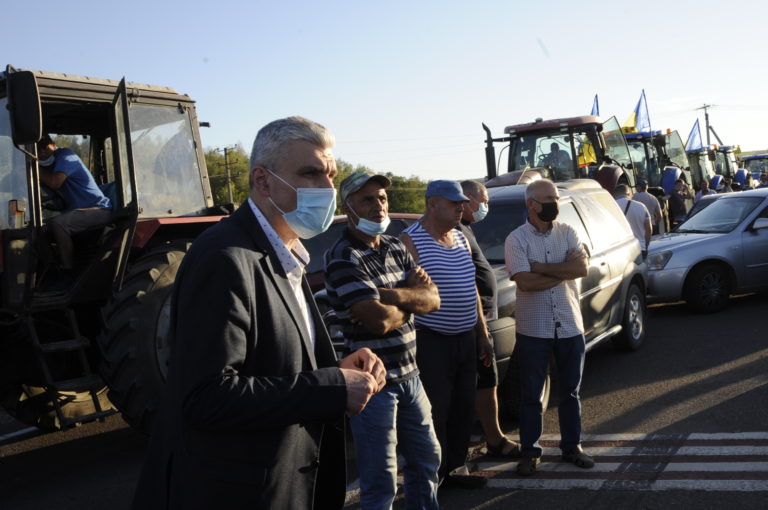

{"left": 127, "top": 105, "right": 205, "bottom": 217}
{"left": 602, "top": 116, "right": 633, "bottom": 169}
{"left": 0, "top": 98, "right": 30, "bottom": 229}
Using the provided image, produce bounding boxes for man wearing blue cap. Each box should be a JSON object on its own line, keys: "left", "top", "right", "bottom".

{"left": 401, "top": 180, "right": 494, "bottom": 489}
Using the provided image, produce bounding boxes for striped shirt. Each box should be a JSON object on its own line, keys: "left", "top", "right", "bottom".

{"left": 324, "top": 229, "right": 418, "bottom": 383}
{"left": 505, "top": 220, "right": 584, "bottom": 338}
{"left": 403, "top": 221, "right": 478, "bottom": 334}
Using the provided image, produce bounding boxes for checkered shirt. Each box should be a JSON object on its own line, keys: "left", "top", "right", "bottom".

{"left": 504, "top": 220, "right": 584, "bottom": 338}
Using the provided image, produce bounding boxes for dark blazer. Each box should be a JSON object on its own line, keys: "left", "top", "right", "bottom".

{"left": 458, "top": 221, "right": 497, "bottom": 317}
{"left": 132, "top": 202, "right": 348, "bottom": 510}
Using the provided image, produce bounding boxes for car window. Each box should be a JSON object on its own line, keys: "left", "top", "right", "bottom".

{"left": 576, "top": 192, "right": 633, "bottom": 252}
{"left": 472, "top": 203, "right": 528, "bottom": 263}
{"left": 677, "top": 196, "right": 763, "bottom": 233}
{"left": 557, "top": 200, "right": 591, "bottom": 252}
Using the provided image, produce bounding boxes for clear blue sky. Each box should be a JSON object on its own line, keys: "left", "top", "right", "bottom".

{"left": 4, "top": 0, "right": 767, "bottom": 181}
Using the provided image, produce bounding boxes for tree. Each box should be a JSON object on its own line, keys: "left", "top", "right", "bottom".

{"left": 203, "top": 150, "right": 429, "bottom": 214}
{"left": 204, "top": 146, "right": 250, "bottom": 205}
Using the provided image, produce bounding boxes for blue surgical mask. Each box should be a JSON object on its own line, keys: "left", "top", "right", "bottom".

{"left": 473, "top": 202, "right": 489, "bottom": 223}
{"left": 347, "top": 202, "right": 390, "bottom": 236}
{"left": 267, "top": 169, "right": 336, "bottom": 239}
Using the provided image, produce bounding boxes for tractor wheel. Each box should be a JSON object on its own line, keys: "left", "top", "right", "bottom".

{"left": 98, "top": 240, "right": 192, "bottom": 433}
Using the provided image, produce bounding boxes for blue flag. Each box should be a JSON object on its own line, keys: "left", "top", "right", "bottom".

{"left": 591, "top": 94, "right": 599, "bottom": 116}
{"left": 685, "top": 119, "right": 703, "bottom": 152}
{"left": 622, "top": 89, "right": 651, "bottom": 133}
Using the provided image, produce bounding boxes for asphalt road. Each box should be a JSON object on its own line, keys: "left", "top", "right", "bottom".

{"left": 1, "top": 292, "right": 766, "bottom": 509}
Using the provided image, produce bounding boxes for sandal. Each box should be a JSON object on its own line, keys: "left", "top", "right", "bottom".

{"left": 486, "top": 437, "right": 522, "bottom": 458}
{"left": 562, "top": 446, "right": 595, "bottom": 469}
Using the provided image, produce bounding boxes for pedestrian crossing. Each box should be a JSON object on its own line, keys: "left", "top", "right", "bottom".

{"left": 470, "top": 432, "right": 768, "bottom": 491}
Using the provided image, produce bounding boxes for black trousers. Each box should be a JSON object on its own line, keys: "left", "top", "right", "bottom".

{"left": 415, "top": 326, "right": 477, "bottom": 479}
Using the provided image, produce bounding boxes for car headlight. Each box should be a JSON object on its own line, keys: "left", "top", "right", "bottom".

{"left": 647, "top": 250, "right": 673, "bottom": 271}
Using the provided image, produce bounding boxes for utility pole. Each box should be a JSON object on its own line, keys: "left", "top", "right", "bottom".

{"left": 215, "top": 145, "right": 237, "bottom": 204}
{"left": 696, "top": 104, "right": 717, "bottom": 146}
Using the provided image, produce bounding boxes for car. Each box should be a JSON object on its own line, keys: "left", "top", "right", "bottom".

{"left": 305, "top": 213, "right": 420, "bottom": 292}
{"left": 471, "top": 179, "right": 648, "bottom": 416}
{"left": 683, "top": 192, "right": 721, "bottom": 222}
{"left": 647, "top": 187, "right": 768, "bottom": 313}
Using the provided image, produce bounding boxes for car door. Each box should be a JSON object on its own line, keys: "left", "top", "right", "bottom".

{"left": 742, "top": 201, "right": 768, "bottom": 290}
{"left": 556, "top": 198, "right": 612, "bottom": 337}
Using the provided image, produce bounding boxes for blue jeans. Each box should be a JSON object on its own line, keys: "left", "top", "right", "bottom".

{"left": 517, "top": 332, "right": 586, "bottom": 457}
{"left": 349, "top": 376, "right": 441, "bottom": 510}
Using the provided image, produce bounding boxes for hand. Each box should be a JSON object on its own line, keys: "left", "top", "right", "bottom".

{"left": 406, "top": 266, "right": 432, "bottom": 288}
{"left": 477, "top": 329, "right": 494, "bottom": 368}
{"left": 566, "top": 246, "right": 587, "bottom": 261}
{"left": 339, "top": 368, "right": 377, "bottom": 415}
{"left": 339, "top": 348, "right": 386, "bottom": 391}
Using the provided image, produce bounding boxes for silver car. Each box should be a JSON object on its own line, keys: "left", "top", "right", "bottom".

{"left": 647, "top": 187, "right": 768, "bottom": 312}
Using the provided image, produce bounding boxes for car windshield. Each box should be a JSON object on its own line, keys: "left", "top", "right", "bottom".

{"left": 676, "top": 196, "right": 763, "bottom": 233}
{"left": 471, "top": 203, "right": 528, "bottom": 263}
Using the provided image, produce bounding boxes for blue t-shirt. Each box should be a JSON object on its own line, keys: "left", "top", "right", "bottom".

{"left": 50, "top": 148, "right": 111, "bottom": 212}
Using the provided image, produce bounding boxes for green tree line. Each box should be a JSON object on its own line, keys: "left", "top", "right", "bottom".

{"left": 204, "top": 146, "right": 430, "bottom": 214}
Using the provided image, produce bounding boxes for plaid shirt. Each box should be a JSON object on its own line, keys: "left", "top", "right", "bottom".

{"left": 505, "top": 220, "right": 584, "bottom": 338}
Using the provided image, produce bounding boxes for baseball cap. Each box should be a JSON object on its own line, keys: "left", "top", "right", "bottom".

{"left": 425, "top": 180, "right": 469, "bottom": 202}
{"left": 637, "top": 179, "right": 648, "bottom": 188}
{"left": 339, "top": 170, "right": 392, "bottom": 203}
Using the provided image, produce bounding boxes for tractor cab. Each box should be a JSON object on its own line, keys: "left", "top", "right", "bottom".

{"left": 1, "top": 66, "right": 225, "bottom": 431}
{"left": 482, "top": 115, "right": 637, "bottom": 193}
{"left": 623, "top": 129, "right": 690, "bottom": 193}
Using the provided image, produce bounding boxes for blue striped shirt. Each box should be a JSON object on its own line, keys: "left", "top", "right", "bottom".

{"left": 403, "top": 222, "right": 478, "bottom": 334}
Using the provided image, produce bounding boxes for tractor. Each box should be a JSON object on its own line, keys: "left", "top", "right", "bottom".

{"left": 482, "top": 115, "right": 640, "bottom": 193}
{"left": 0, "top": 66, "right": 230, "bottom": 432}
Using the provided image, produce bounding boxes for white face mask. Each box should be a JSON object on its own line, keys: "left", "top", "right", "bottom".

{"left": 472, "top": 202, "right": 489, "bottom": 223}
{"left": 347, "top": 202, "right": 390, "bottom": 236}
{"left": 39, "top": 155, "right": 55, "bottom": 167}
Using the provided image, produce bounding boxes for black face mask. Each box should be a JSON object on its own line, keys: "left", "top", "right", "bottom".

{"left": 535, "top": 200, "right": 559, "bottom": 222}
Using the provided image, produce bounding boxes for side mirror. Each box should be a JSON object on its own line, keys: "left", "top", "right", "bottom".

{"left": 753, "top": 218, "right": 768, "bottom": 231}
{"left": 7, "top": 70, "right": 42, "bottom": 146}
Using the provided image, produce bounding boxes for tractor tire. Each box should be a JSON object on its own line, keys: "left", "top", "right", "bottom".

{"left": 98, "top": 240, "right": 192, "bottom": 433}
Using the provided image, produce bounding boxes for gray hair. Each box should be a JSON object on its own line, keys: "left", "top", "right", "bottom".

{"left": 460, "top": 179, "right": 486, "bottom": 197}
{"left": 249, "top": 116, "right": 335, "bottom": 186}
{"left": 525, "top": 178, "right": 555, "bottom": 200}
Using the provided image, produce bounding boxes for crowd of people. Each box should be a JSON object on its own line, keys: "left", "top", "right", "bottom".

{"left": 123, "top": 116, "right": 601, "bottom": 510}
{"left": 119, "top": 116, "right": 761, "bottom": 509}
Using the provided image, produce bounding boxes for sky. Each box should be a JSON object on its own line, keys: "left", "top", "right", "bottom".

{"left": 4, "top": 0, "right": 768, "bottom": 182}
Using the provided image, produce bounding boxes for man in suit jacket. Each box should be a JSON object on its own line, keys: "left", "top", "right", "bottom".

{"left": 132, "top": 116, "right": 386, "bottom": 510}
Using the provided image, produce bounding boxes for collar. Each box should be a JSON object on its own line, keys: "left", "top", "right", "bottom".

{"left": 343, "top": 227, "right": 388, "bottom": 255}
{"left": 248, "top": 198, "right": 308, "bottom": 272}
{"left": 525, "top": 218, "right": 553, "bottom": 236}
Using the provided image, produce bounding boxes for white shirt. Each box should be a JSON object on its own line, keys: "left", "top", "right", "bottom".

{"left": 504, "top": 220, "right": 584, "bottom": 338}
{"left": 248, "top": 198, "right": 315, "bottom": 348}
{"left": 615, "top": 197, "right": 651, "bottom": 250}
{"left": 633, "top": 191, "right": 661, "bottom": 225}
{"left": 695, "top": 189, "right": 716, "bottom": 202}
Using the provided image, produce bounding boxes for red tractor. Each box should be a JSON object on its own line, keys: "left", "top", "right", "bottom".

{"left": 482, "top": 115, "right": 639, "bottom": 193}
{"left": 0, "top": 66, "right": 230, "bottom": 432}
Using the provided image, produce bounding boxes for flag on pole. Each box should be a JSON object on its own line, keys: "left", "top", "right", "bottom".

{"left": 685, "top": 119, "right": 703, "bottom": 152}
{"left": 621, "top": 89, "right": 651, "bottom": 134}
{"left": 591, "top": 94, "right": 599, "bottom": 116}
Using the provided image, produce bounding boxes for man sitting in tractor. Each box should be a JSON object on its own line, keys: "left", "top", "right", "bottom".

{"left": 542, "top": 142, "right": 573, "bottom": 180}
{"left": 36, "top": 134, "right": 112, "bottom": 285}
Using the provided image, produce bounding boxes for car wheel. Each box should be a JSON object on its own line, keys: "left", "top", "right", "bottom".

{"left": 684, "top": 263, "right": 731, "bottom": 313}
{"left": 612, "top": 283, "right": 646, "bottom": 351}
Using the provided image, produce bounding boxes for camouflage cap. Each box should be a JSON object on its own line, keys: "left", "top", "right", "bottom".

{"left": 339, "top": 170, "right": 392, "bottom": 203}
